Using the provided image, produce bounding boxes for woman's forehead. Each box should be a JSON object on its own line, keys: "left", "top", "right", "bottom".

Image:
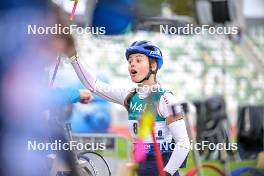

{"left": 128, "top": 53, "right": 147, "bottom": 59}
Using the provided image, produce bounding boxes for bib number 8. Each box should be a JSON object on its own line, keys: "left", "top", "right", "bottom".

{"left": 133, "top": 123, "right": 138, "bottom": 134}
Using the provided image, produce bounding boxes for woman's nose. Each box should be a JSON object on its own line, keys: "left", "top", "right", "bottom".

{"left": 130, "top": 61, "right": 135, "bottom": 67}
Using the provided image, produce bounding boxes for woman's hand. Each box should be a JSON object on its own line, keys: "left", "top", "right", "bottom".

{"left": 79, "top": 89, "right": 93, "bottom": 104}
{"left": 60, "top": 30, "right": 77, "bottom": 58}
{"left": 116, "top": 162, "right": 138, "bottom": 176}
{"left": 52, "top": 4, "right": 77, "bottom": 58}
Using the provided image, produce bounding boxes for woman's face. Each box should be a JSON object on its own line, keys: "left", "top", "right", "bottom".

{"left": 128, "top": 53, "right": 150, "bottom": 83}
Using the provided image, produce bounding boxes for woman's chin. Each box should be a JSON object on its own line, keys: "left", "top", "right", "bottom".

{"left": 131, "top": 76, "right": 140, "bottom": 83}
{"left": 131, "top": 78, "right": 137, "bottom": 83}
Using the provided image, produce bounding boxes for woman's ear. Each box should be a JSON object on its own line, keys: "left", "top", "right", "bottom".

{"left": 150, "top": 60, "right": 158, "bottom": 72}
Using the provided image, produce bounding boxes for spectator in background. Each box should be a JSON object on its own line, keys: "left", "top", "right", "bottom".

{"left": 0, "top": 1, "right": 92, "bottom": 176}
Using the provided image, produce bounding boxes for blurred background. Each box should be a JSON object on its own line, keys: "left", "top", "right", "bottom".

{"left": 0, "top": 0, "right": 264, "bottom": 175}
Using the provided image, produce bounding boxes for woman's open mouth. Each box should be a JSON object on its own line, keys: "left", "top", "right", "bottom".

{"left": 130, "top": 69, "right": 138, "bottom": 77}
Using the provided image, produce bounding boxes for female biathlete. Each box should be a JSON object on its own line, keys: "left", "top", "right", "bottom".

{"left": 65, "top": 40, "right": 190, "bottom": 176}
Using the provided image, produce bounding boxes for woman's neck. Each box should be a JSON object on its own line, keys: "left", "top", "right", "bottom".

{"left": 137, "top": 76, "right": 157, "bottom": 87}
